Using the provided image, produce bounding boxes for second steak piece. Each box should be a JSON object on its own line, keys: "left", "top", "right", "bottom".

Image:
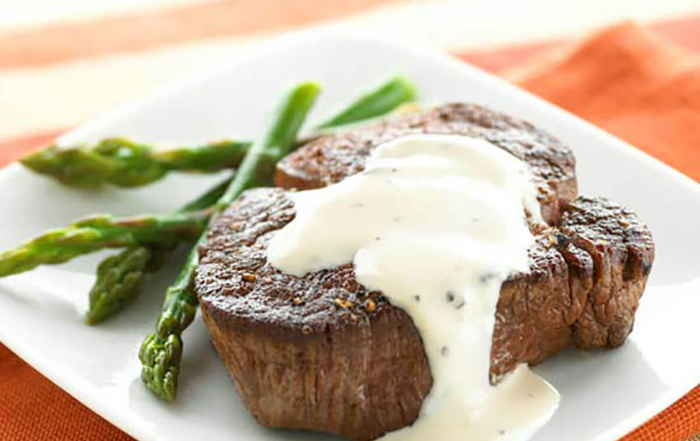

{"left": 195, "top": 188, "right": 654, "bottom": 441}
{"left": 276, "top": 103, "right": 578, "bottom": 225}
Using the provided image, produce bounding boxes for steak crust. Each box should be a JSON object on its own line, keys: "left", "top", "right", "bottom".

{"left": 276, "top": 103, "right": 578, "bottom": 225}
{"left": 195, "top": 189, "right": 654, "bottom": 441}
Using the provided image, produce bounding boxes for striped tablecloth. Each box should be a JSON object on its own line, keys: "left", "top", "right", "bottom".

{"left": 1, "top": 1, "right": 699, "bottom": 440}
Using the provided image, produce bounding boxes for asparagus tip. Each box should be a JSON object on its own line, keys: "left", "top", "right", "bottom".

{"left": 139, "top": 332, "right": 182, "bottom": 401}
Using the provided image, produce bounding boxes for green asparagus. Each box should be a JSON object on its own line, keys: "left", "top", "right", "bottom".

{"left": 0, "top": 211, "right": 208, "bottom": 278}
{"left": 21, "top": 138, "right": 250, "bottom": 188}
{"left": 139, "top": 82, "right": 321, "bottom": 401}
{"left": 84, "top": 246, "right": 151, "bottom": 325}
{"left": 316, "top": 76, "right": 417, "bottom": 129}
{"left": 84, "top": 177, "right": 233, "bottom": 324}
{"left": 21, "top": 76, "right": 417, "bottom": 189}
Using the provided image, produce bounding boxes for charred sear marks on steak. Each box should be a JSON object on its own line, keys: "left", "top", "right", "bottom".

{"left": 276, "top": 103, "right": 577, "bottom": 225}
{"left": 195, "top": 188, "right": 654, "bottom": 441}
{"left": 560, "top": 196, "right": 654, "bottom": 349}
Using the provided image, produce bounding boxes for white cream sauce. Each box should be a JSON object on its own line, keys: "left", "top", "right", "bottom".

{"left": 268, "top": 134, "right": 560, "bottom": 441}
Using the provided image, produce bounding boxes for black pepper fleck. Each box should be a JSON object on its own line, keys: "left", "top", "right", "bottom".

{"left": 555, "top": 233, "right": 570, "bottom": 249}
{"left": 441, "top": 346, "right": 449, "bottom": 356}
{"left": 479, "top": 273, "right": 497, "bottom": 284}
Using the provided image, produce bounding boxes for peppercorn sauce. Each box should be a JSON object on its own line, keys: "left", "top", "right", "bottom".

{"left": 268, "top": 134, "right": 560, "bottom": 441}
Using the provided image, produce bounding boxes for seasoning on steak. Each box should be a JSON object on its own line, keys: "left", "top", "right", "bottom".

{"left": 276, "top": 103, "right": 577, "bottom": 225}
{"left": 195, "top": 189, "right": 654, "bottom": 441}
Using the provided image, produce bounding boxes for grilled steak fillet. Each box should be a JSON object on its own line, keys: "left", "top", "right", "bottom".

{"left": 276, "top": 103, "right": 577, "bottom": 224}
{"left": 195, "top": 189, "right": 654, "bottom": 441}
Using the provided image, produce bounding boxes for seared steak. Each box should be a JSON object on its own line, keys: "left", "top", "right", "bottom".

{"left": 195, "top": 189, "right": 654, "bottom": 441}
{"left": 276, "top": 103, "right": 577, "bottom": 225}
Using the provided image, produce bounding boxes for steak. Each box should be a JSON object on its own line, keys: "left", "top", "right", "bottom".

{"left": 276, "top": 103, "right": 577, "bottom": 225}
{"left": 195, "top": 189, "right": 654, "bottom": 441}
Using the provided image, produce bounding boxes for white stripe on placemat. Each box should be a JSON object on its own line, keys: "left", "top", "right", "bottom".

{"left": 1, "top": 0, "right": 698, "bottom": 140}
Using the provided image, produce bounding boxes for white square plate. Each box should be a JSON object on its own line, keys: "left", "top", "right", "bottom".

{"left": 1, "top": 31, "right": 699, "bottom": 441}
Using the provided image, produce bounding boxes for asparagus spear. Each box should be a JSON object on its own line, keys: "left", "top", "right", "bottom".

{"left": 84, "top": 246, "right": 151, "bottom": 325}
{"left": 21, "top": 77, "right": 417, "bottom": 189}
{"left": 139, "top": 82, "right": 321, "bottom": 401}
{"left": 21, "top": 138, "right": 250, "bottom": 188}
{"left": 0, "top": 211, "right": 208, "bottom": 278}
{"left": 84, "top": 177, "right": 232, "bottom": 324}
{"left": 316, "top": 76, "right": 416, "bottom": 129}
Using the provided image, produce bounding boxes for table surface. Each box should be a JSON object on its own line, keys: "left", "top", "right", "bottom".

{"left": 0, "top": 0, "right": 699, "bottom": 142}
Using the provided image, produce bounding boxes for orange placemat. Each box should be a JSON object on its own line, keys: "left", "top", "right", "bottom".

{"left": 508, "top": 23, "right": 700, "bottom": 182}
{"left": 1, "top": 21, "right": 699, "bottom": 441}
